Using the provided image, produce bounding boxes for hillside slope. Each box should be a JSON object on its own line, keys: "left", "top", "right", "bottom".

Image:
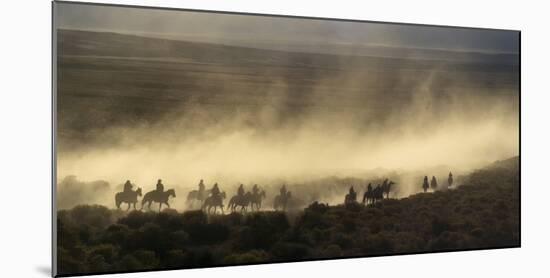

{"left": 56, "top": 157, "right": 519, "bottom": 275}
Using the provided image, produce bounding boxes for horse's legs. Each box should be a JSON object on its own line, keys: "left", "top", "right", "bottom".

{"left": 220, "top": 205, "right": 224, "bottom": 215}
{"left": 159, "top": 202, "right": 162, "bottom": 212}
{"left": 165, "top": 201, "right": 170, "bottom": 208}
{"left": 126, "top": 203, "right": 130, "bottom": 211}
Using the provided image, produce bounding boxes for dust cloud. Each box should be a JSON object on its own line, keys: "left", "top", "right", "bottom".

{"left": 56, "top": 62, "right": 518, "bottom": 210}
{"left": 54, "top": 5, "right": 518, "bottom": 209}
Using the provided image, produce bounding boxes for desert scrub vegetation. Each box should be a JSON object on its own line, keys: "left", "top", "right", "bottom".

{"left": 57, "top": 158, "right": 519, "bottom": 276}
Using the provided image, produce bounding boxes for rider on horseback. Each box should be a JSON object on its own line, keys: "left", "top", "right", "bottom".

{"left": 422, "top": 176, "right": 429, "bottom": 192}
{"left": 274, "top": 184, "right": 291, "bottom": 211}
{"left": 448, "top": 172, "right": 453, "bottom": 187}
{"left": 156, "top": 179, "right": 164, "bottom": 193}
{"left": 252, "top": 184, "right": 259, "bottom": 195}
{"left": 431, "top": 176, "right": 438, "bottom": 190}
{"left": 348, "top": 186, "right": 357, "bottom": 202}
{"left": 280, "top": 184, "right": 287, "bottom": 197}
{"left": 363, "top": 183, "right": 373, "bottom": 204}
{"left": 123, "top": 180, "right": 133, "bottom": 193}
{"left": 198, "top": 179, "right": 205, "bottom": 199}
{"left": 237, "top": 184, "right": 245, "bottom": 197}
{"left": 198, "top": 179, "right": 205, "bottom": 191}
{"left": 349, "top": 186, "right": 356, "bottom": 199}
{"left": 211, "top": 183, "right": 221, "bottom": 199}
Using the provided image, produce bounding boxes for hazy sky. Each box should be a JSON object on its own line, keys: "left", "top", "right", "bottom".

{"left": 55, "top": 2, "right": 519, "bottom": 54}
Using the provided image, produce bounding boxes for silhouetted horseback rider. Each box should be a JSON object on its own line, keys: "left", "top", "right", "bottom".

{"left": 252, "top": 184, "right": 259, "bottom": 195}
{"left": 422, "top": 176, "right": 429, "bottom": 193}
{"left": 156, "top": 179, "right": 164, "bottom": 193}
{"left": 198, "top": 179, "right": 205, "bottom": 192}
{"left": 280, "top": 184, "right": 288, "bottom": 196}
{"left": 366, "top": 183, "right": 373, "bottom": 202}
{"left": 431, "top": 176, "right": 438, "bottom": 190}
{"left": 123, "top": 180, "right": 133, "bottom": 193}
{"left": 211, "top": 183, "right": 221, "bottom": 198}
{"left": 349, "top": 186, "right": 357, "bottom": 200}
{"left": 274, "top": 184, "right": 291, "bottom": 211}
{"left": 237, "top": 184, "right": 245, "bottom": 197}
{"left": 382, "top": 178, "right": 388, "bottom": 188}
{"left": 345, "top": 186, "right": 357, "bottom": 204}
{"left": 349, "top": 186, "right": 356, "bottom": 197}
{"left": 448, "top": 172, "right": 454, "bottom": 187}
{"left": 198, "top": 179, "right": 206, "bottom": 199}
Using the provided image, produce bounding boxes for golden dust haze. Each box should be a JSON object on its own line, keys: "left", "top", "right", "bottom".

{"left": 54, "top": 5, "right": 519, "bottom": 210}
{"left": 56, "top": 69, "right": 519, "bottom": 210}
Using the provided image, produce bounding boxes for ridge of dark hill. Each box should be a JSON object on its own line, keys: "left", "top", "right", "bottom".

{"left": 488, "top": 156, "right": 519, "bottom": 171}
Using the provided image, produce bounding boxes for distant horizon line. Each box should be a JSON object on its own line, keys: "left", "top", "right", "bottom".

{"left": 57, "top": 27, "right": 520, "bottom": 57}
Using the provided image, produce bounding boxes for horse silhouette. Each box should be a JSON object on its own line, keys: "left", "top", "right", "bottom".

{"left": 186, "top": 189, "right": 211, "bottom": 208}
{"left": 344, "top": 191, "right": 357, "bottom": 205}
{"left": 273, "top": 191, "right": 291, "bottom": 211}
{"left": 228, "top": 192, "right": 252, "bottom": 212}
{"left": 362, "top": 187, "right": 373, "bottom": 205}
{"left": 202, "top": 191, "right": 226, "bottom": 214}
{"left": 371, "top": 185, "right": 384, "bottom": 203}
{"left": 422, "top": 176, "right": 430, "bottom": 193}
{"left": 115, "top": 187, "right": 142, "bottom": 210}
{"left": 431, "top": 176, "right": 438, "bottom": 190}
{"left": 141, "top": 189, "right": 176, "bottom": 211}
{"left": 382, "top": 181, "right": 395, "bottom": 199}
{"left": 250, "top": 190, "right": 266, "bottom": 211}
